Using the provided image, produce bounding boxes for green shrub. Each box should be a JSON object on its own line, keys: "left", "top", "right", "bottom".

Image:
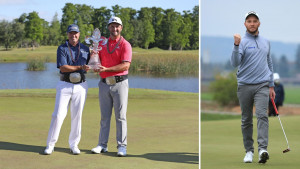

{"left": 209, "top": 72, "right": 239, "bottom": 106}
{"left": 26, "top": 58, "right": 46, "bottom": 71}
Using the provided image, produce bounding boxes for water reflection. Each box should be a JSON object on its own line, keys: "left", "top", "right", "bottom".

{"left": 0, "top": 63, "right": 198, "bottom": 93}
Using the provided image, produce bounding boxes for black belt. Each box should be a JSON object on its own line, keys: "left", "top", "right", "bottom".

{"left": 102, "top": 75, "right": 128, "bottom": 83}
{"left": 60, "top": 73, "right": 86, "bottom": 84}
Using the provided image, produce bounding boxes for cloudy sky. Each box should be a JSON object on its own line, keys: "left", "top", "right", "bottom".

{"left": 202, "top": 0, "right": 300, "bottom": 43}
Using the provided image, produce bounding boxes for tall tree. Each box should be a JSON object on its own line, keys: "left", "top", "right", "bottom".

{"left": 12, "top": 21, "right": 25, "bottom": 48}
{"left": 61, "top": 3, "right": 77, "bottom": 38}
{"left": 117, "top": 7, "right": 136, "bottom": 42}
{"left": 17, "top": 13, "right": 27, "bottom": 24}
{"left": 76, "top": 4, "right": 94, "bottom": 42}
{"left": 189, "top": 5, "right": 199, "bottom": 50}
{"left": 49, "top": 13, "right": 62, "bottom": 45}
{"left": 41, "top": 19, "right": 50, "bottom": 46}
{"left": 150, "top": 7, "right": 164, "bottom": 48}
{"left": 25, "top": 11, "right": 43, "bottom": 49}
{"left": 138, "top": 7, "right": 155, "bottom": 49}
{"left": 162, "top": 9, "right": 181, "bottom": 50}
{"left": 111, "top": 5, "right": 121, "bottom": 16}
{"left": 130, "top": 19, "right": 143, "bottom": 47}
{"left": 0, "top": 20, "right": 15, "bottom": 50}
{"left": 14, "top": 13, "right": 27, "bottom": 47}
{"left": 177, "top": 11, "right": 192, "bottom": 50}
{"left": 92, "top": 7, "right": 111, "bottom": 37}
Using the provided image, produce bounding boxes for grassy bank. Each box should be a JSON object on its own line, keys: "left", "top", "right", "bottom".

{"left": 0, "top": 46, "right": 56, "bottom": 62}
{"left": 201, "top": 113, "right": 241, "bottom": 121}
{"left": 202, "top": 115, "right": 300, "bottom": 169}
{"left": 0, "top": 88, "right": 199, "bottom": 169}
{"left": 0, "top": 46, "right": 199, "bottom": 75}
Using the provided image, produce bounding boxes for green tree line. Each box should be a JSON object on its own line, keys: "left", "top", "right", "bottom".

{"left": 0, "top": 3, "right": 199, "bottom": 51}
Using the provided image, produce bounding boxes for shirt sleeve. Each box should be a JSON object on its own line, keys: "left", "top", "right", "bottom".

{"left": 57, "top": 46, "right": 67, "bottom": 68}
{"left": 267, "top": 41, "right": 275, "bottom": 87}
{"left": 121, "top": 41, "right": 132, "bottom": 63}
{"left": 231, "top": 43, "right": 243, "bottom": 68}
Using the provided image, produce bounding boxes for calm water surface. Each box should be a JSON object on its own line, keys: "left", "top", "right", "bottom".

{"left": 0, "top": 63, "right": 199, "bottom": 93}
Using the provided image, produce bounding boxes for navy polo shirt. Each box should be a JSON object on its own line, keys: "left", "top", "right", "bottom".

{"left": 57, "top": 40, "right": 90, "bottom": 74}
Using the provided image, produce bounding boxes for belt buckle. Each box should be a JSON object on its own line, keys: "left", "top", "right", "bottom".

{"left": 69, "top": 72, "right": 81, "bottom": 83}
{"left": 106, "top": 76, "right": 116, "bottom": 85}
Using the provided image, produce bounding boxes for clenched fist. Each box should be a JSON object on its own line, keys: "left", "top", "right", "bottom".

{"left": 234, "top": 34, "right": 241, "bottom": 46}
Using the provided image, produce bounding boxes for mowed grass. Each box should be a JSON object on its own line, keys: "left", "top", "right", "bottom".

{"left": 0, "top": 46, "right": 57, "bottom": 62}
{"left": 201, "top": 85, "right": 300, "bottom": 104}
{"left": 201, "top": 113, "right": 241, "bottom": 121}
{"left": 0, "top": 88, "right": 199, "bottom": 169}
{"left": 202, "top": 115, "right": 300, "bottom": 169}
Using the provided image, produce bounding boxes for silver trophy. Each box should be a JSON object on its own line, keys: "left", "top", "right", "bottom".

{"left": 85, "top": 28, "right": 107, "bottom": 69}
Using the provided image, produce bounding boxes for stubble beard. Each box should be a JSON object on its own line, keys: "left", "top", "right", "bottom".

{"left": 247, "top": 28, "right": 259, "bottom": 35}
{"left": 110, "top": 31, "right": 120, "bottom": 38}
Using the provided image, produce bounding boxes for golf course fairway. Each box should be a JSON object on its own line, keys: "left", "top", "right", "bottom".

{"left": 0, "top": 88, "right": 199, "bottom": 169}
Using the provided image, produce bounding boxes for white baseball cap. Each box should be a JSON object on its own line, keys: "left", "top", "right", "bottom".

{"left": 245, "top": 11, "right": 259, "bottom": 20}
{"left": 273, "top": 73, "right": 280, "bottom": 80}
{"left": 108, "top": 16, "right": 123, "bottom": 26}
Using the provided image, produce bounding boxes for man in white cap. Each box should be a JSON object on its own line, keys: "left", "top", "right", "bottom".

{"left": 91, "top": 16, "right": 132, "bottom": 157}
{"left": 231, "top": 11, "right": 275, "bottom": 164}
{"left": 44, "top": 24, "right": 90, "bottom": 155}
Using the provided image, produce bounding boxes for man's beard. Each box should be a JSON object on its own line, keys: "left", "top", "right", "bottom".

{"left": 110, "top": 31, "right": 120, "bottom": 37}
{"left": 247, "top": 28, "right": 258, "bottom": 35}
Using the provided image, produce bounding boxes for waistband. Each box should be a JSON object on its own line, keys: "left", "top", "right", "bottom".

{"left": 101, "top": 75, "right": 128, "bottom": 84}
{"left": 60, "top": 72, "right": 86, "bottom": 84}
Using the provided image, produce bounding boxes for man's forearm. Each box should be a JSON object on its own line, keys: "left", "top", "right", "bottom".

{"left": 104, "top": 62, "right": 130, "bottom": 72}
{"left": 60, "top": 65, "right": 83, "bottom": 73}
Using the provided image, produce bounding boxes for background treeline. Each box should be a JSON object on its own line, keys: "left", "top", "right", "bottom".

{"left": 0, "top": 3, "right": 199, "bottom": 51}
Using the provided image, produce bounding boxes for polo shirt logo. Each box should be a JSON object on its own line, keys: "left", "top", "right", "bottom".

{"left": 80, "top": 50, "right": 88, "bottom": 54}
{"left": 248, "top": 46, "right": 255, "bottom": 49}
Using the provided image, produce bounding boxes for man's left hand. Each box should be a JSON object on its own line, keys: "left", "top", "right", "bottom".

{"left": 269, "top": 87, "right": 275, "bottom": 100}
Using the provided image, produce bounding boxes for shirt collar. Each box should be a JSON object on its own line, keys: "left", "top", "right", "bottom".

{"left": 245, "top": 31, "right": 259, "bottom": 38}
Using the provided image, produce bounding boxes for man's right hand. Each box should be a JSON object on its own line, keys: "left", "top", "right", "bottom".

{"left": 234, "top": 34, "right": 241, "bottom": 46}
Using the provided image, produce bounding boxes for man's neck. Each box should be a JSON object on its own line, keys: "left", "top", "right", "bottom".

{"left": 247, "top": 31, "right": 259, "bottom": 36}
{"left": 69, "top": 41, "right": 79, "bottom": 46}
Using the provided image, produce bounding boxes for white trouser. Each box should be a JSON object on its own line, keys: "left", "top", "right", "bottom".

{"left": 46, "top": 81, "right": 88, "bottom": 148}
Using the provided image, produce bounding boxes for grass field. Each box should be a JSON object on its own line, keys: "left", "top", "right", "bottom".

{"left": 201, "top": 85, "right": 300, "bottom": 104}
{"left": 202, "top": 114, "right": 300, "bottom": 169}
{"left": 0, "top": 88, "right": 199, "bottom": 169}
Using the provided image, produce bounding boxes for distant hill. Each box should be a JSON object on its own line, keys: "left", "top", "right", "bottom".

{"left": 201, "top": 36, "right": 299, "bottom": 64}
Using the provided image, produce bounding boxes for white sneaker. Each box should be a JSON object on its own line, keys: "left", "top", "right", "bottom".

{"left": 243, "top": 151, "right": 253, "bottom": 163}
{"left": 44, "top": 146, "right": 54, "bottom": 155}
{"left": 70, "top": 147, "right": 80, "bottom": 155}
{"left": 117, "top": 146, "right": 127, "bottom": 157}
{"left": 91, "top": 145, "right": 108, "bottom": 154}
{"left": 259, "top": 150, "right": 269, "bottom": 164}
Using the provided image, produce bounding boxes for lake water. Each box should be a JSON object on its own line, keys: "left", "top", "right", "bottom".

{"left": 0, "top": 63, "right": 199, "bottom": 93}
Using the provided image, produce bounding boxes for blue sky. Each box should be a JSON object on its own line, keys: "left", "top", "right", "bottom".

{"left": 202, "top": 0, "right": 300, "bottom": 43}
{"left": 0, "top": 0, "right": 199, "bottom": 22}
